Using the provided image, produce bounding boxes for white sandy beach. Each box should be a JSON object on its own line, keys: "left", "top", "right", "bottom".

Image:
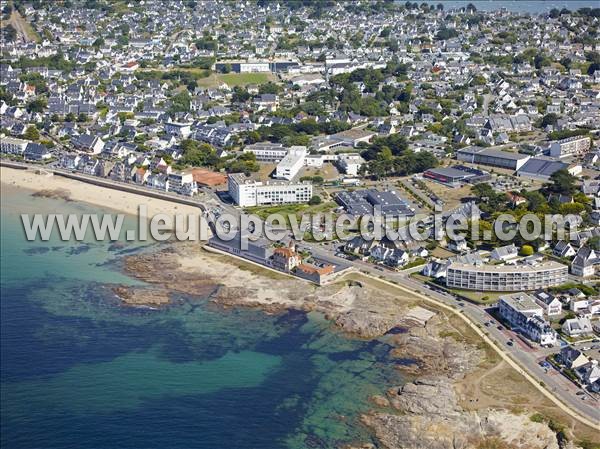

{"left": 1, "top": 166, "right": 203, "bottom": 219}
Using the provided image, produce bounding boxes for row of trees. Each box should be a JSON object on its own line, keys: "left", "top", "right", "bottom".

{"left": 173, "top": 140, "right": 260, "bottom": 175}
{"left": 359, "top": 134, "right": 438, "bottom": 179}
{"left": 244, "top": 119, "right": 351, "bottom": 147}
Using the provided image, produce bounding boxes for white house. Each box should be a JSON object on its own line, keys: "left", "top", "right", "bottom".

{"left": 562, "top": 317, "right": 593, "bottom": 337}
{"left": 490, "top": 244, "right": 518, "bottom": 262}
{"left": 533, "top": 291, "right": 562, "bottom": 316}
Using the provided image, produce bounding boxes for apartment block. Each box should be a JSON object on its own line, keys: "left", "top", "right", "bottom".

{"left": 446, "top": 261, "right": 568, "bottom": 291}
{"left": 549, "top": 136, "right": 591, "bottom": 158}
{"left": 228, "top": 173, "right": 312, "bottom": 207}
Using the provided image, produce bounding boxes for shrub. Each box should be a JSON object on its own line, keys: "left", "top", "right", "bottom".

{"left": 530, "top": 413, "right": 545, "bottom": 423}
{"left": 520, "top": 245, "right": 534, "bottom": 256}
{"left": 308, "top": 195, "right": 322, "bottom": 206}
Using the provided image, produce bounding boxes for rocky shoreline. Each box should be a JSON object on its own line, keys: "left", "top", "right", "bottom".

{"left": 116, "top": 243, "right": 592, "bottom": 449}
{"left": 116, "top": 244, "right": 425, "bottom": 336}
{"left": 357, "top": 318, "right": 564, "bottom": 449}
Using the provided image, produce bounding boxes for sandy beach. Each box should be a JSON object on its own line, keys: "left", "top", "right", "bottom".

{"left": 1, "top": 166, "right": 203, "bottom": 219}
{"left": 2, "top": 165, "right": 599, "bottom": 446}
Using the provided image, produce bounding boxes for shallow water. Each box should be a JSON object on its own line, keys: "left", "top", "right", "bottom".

{"left": 1, "top": 186, "right": 402, "bottom": 449}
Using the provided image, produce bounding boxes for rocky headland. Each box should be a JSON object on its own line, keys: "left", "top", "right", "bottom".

{"left": 117, "top": 243, "right": 595, "bottom": 449}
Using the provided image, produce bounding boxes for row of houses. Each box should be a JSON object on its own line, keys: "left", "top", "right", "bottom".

{"left": 0, "top": 136, "right": 52, "bottom": 161}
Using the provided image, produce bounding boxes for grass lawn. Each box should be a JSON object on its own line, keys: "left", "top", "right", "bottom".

{"left": 196, "top": 72, "right": 277, "bottom": 88}
{"left": 298, "top": 165, "right": 340, "bottom": 181}
{"left": 449, "top": 288, "right": 503, "bottom": 304}
{"left": 245, "top": 201, "right": 337, "bottom": 221}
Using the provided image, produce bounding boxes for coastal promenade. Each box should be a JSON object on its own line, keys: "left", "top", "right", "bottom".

{"left": 299, "top": 244, "right": 600, "bottom": 431}
{"left": 2, "top": 159, "right": 599, "bottom": 431}
{"left": 0, "top": 160, "right": 208, "bottom": 212}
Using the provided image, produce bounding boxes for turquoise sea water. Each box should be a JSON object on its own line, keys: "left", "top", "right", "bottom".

{"left": 0, "top": 186, "right": 402, "bottom": 449}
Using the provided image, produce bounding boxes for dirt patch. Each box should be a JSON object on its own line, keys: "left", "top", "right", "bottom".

{"left": 32, "top": 188, "right": 72, "bottom": 201}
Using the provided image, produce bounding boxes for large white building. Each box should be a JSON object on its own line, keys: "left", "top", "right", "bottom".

{"left": 0, "top": 136, "right": 29, "bottom": 155}
{"left": 446, "top": 260, "right": 568, "bottom": 291}
{"left": 549, "top": 136, "right": 591, "bottom": 158}
{"left": 228, "top": 173, "right": 312, "bottom": 207}
{"left": 498, "top": 293, "right": 557, "bottom": 346}
{"left": 337, "top": 153, "right": 365, "bottom": 176}
{"left": 243, "top": 142, "right": 288, "bottom": 162}
{"left": 457, "top": 146, "right": 530, "bottom": 170}
{"left": 275, "top": 146, "right": 307, "bottom": 180}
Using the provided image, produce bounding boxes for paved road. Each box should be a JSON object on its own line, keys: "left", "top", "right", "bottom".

{"left": 296, "top": 240, "right": 600, "bottom": 427}
{"left": 201, "top": 190, "right": 600, "bottom": 426}
{"left": 4, "top": 161, "right": 599, "bottom": 428}
{"left": 482, "top": 93, "right": 494, "bottom": 115}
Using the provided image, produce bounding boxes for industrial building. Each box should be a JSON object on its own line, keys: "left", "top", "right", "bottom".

{"left": 423, "top": 165, "right": 491, "bottom": 187}
{"left": 516, "top": 157, "right": 579, "bottom": 181}
{"left": 456, "top": 146, "right": 530, "bottom": 170}
{"left": 335, "top": 189, "right": 414, "bottom": 217}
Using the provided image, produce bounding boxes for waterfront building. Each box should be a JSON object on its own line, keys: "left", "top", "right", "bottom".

{"left": 497, "top": 293, "right": 557, "bottom": 346}
{"left": 446, "top": 261, "right": 568, "bottom": 291}
{"left": 228, "top": 173, "right": 312, "bottom": 207}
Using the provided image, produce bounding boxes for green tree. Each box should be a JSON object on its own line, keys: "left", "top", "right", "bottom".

{"left": 26, "top": 98, "right": 47, "bottom": 113}
{"left": 4, "top": 24, "right": 17, "bottom": 42}
{"left": 588, "top": 236, "right": 600, "bottom": 251}
{"left": 541, "top": 113, "right": 558, "bottom": 128}
{"left": 308, "top": 195, "right": 322, "bottom": 206}
{"left": 24, "top": 126, "right": 40, "bottom": 141}
{"left": 520, "top": 245, "right": 534, "bottom": 256}
{"left": 547, "top": 169, "right": 577, "bottom": 195}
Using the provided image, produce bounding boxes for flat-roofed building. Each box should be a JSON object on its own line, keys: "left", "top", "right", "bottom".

{"left": 549, "top": 136, "right": 591, "bottom": 158}
{"left": 446, "top": 260, "right": 568, "bottom": 291}
{"left": 275, "top": 146, "right": 307, "bottom": 180}
{"left": 336, "top": 153, "right": 365, "bottom": 176}
{"left": 165, "top": 122, "right": 192, "bottom": 138}
{"left": 516, "top": 157, "right": 571, "bottom": 181}
{"left": 335, "top": 189, "right": 414, "bottom": 217}
{"left": 423, "top": 165, "right": 491, "bottom": 187}
{"left": 168, "top": 170, "right": 196, "bottom": 195}
{"left": 228, "top": 173, "right": 312, "bottom": 207}
{"left": 215, "top": 62, "right": 270, "bottom": 73}
{"left": 0, "top": 136, "right": 29, "bottom": 155}
{"left": 330, "top": 128, "right": 375, "bottom": 147}
{"left": 243, "top": 142, "right": 288, "bottom": 162}
{"left": 457, "top": 146, "right": 530, "bottom": 170}
{"left": 497, "top": 293, "right": 557, "bottom": 345}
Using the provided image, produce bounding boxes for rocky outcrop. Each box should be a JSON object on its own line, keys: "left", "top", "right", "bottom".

{"left": 334, "top": 309, "right": 402, "bottom": 338}
{"left": 362, "top": 376, "right": 561, "bottom": 449}
{"left": 389, "top": 330, "right": 480, "bottom": 378}
{"left": 112, "top": 286, "right": 171, "bottom": 306}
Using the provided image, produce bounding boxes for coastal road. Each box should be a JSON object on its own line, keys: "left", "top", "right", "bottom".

{"left": 4, "top": 160, "right": 599, "bottom": 429}
{"left": 295, "top": 241, "right": 600, "bottom": 428}
{"left": 367, "top": 271, "right": 600, "bottom": 428}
